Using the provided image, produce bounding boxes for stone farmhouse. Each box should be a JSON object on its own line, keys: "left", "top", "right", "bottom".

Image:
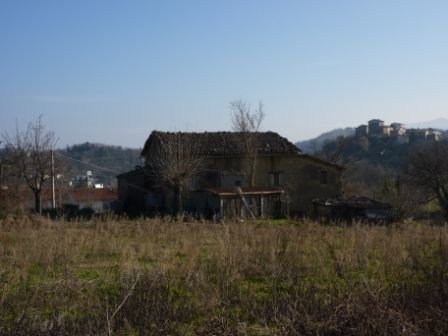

{"left": 117, "top": 131, "right": 343, "bottom": 219}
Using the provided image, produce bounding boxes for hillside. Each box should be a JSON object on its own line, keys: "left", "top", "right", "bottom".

{"left": 408, "top": 117, "right": 448, "bottom": 130}
{"left": 319, "top": 136, "right": 410, "bottom": 170}
{"left": 318, "top": 130, "right": 448, "bottom": 170}
{"left": 296, "top": 127, "right": 355, "bottom": 153}
{"left": 59, "top": 142, "right": 141, "bottom": 182}
{"left": 297, "top": 118, "right": 448, "bottom": 154}
{"left": 316, "top": 132, "right": 448, "bottom": 197}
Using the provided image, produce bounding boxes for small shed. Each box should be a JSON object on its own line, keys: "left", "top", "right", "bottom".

{"left": 313, "top": 196, "right": 391, "bottom": 222}
{"left": 191, "top": 187, "right": 285, "bottom": 219}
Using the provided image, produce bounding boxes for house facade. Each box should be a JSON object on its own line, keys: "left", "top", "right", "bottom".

{"left": 355, "top": 124, "right": 369, "bottom": 137}
{"left": 390, "top": 123, "right": 406, "bottom": 137}
{"left": 117, "top": 131, "right": 343, "bottom": 218}
{"left": 368, "top": 119, "right": 385, "bottom": 136}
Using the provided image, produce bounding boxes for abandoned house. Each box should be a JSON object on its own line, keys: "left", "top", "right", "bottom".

{"left": 117, "top": 131, "right": 343, "bottom": 218}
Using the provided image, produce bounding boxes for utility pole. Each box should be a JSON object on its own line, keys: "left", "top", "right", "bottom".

{"left": 51, "top": 150, "right": 56, "bottom": 209}
{"left": 0, "top": 162, "right": 3, "bottom": 189}
{"left": 0, "top": 140, "right": 2, "bottom": 189}
{"left": 0, "top": 140, "right": 3, "bottom": 195}
{"left": 0, "top": 166, "right": 2, "bottom": 211}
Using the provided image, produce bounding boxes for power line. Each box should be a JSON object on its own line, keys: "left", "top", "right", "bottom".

{"left": 55, "top": 152, "right": 158, "bottom": 194}
{"left": 55, "top": 152, "right": 125, "bottom": 175}
{"left": 56, "top": 151, "right": 246, "bottom": 177}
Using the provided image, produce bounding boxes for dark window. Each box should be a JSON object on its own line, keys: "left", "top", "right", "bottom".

{"left": 269, "top": 172, "right": 282, "bottom": 186}
{"left": 234, "top": 180, "right": 242, "bottom": 187}
{"left": 320, "top": 170, "right": 328, "bottom": 185}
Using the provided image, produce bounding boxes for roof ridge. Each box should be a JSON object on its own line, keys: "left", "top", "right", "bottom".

{"left": 142, "top": 130, "right": 301, "bottom": 157}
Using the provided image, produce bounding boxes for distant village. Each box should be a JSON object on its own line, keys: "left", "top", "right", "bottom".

{"left": 355, "top": 119, "right": 445, "bottom": 143}
{"left": 69, "top": 170, "right": 106, "bottom": 189}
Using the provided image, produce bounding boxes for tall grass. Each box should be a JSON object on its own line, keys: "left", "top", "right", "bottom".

{"left": 0, "top": 216, "right": 447, "bottom": 335}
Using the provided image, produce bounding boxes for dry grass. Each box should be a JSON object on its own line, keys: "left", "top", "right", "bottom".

{"left": 0, "top": 215, "right": 447, "bottom": 335}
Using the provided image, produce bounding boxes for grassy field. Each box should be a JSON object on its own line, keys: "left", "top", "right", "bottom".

{"left": 0, "top": 216, "right": 447, "bottom": 335}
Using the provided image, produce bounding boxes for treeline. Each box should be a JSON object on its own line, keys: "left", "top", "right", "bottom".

{"left": 318, "top": 135, "right": 419, "bottom": 169}
{"left": 60, "top": 142, "right": 142, "bottom": 178}
{"left": 315, "top": 136, "right": 414, "bottom": 200}
{"left": 315, "top": 135, "right": 448, "bottom": 220}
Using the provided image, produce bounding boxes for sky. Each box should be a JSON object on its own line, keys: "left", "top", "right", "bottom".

{"left": 1, "top": 0, "right": 448, "bottom": 148}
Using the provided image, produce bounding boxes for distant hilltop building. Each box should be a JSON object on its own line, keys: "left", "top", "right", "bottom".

{"left": 355, "top": 119, "right": 392, "bottom": 138}
{"left": 407, "top": 128, "right": 442, "bottom": 142}
{"left": 355, "top": 119, "right": 443, "bottom": 143}
{"left": 368, "top": 119, "right": 390, "bottom": 137}
{"left": 355, "top": 124, "right": 368, "bottom": 137}
{"left": 390, "top": 123, "right": 406, "bottom": 137}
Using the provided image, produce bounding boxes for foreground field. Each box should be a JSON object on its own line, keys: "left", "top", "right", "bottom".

{"left": 0, "top": 216, "right": 447, "bottom": 335}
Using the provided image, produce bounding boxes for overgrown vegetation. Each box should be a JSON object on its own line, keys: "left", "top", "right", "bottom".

{"left": 1, "top": 216, "right": 447, "bottom": 335}
{"left": 314, "top": 135, "right": 448, "bottom": 220}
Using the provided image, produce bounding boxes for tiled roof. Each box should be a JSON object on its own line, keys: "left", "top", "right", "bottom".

{"left": 313, "top": 196, "right": 390, "bottom": 209}
{"left": 298, "top": 154, "right": 344, "bottom": 170}
{"left": 69, "top": 188, "right": 117, "bottom": 203}
{"left": 203, "top": 186, "right": 284, "bottom": 196}
{"left": 141, "top": 131, "right": 300, "bottom": 157}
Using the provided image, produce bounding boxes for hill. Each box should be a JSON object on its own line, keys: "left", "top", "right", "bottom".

{"left": 296, "top": 118, "right": 448, "bottom": 154}
{"left": 296, "top": 127, "right": 355, "bottom": 153}
{"left": 319, "top": 135, "right": 412, "bottom": 169}
{"left": 316, "top": 131, "right": 448, "bottom": 197}
{"left": 318, "top": 129, "right": 448, "bottom": 170}
{"left": 59, "top": 142, "right": 141, "bottom": 184}
{"left": 407, "top": 117, "right": 448, "bottom": 130}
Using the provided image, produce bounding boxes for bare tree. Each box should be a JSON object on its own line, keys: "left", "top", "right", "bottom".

{"left": 2, "top": 116, "right": 58, "bottom": 213}
{"left": 146, "top": 132, "right": 203, "bottom": 215}
{"left": 230, "top": 99, "right": 265, "bottom": 187}
{"left": 406, "top": 141, "right": 448, "bottom": 220}
{"left": 316, "top": 136, "right": 347, "bottom": 165}
{"left": 378, "top": 176, "right": 428, "bottom": 221}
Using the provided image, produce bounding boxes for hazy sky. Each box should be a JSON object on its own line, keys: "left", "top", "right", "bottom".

{"left": 1, "top": 0, "right": 448, "bottom": 147}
